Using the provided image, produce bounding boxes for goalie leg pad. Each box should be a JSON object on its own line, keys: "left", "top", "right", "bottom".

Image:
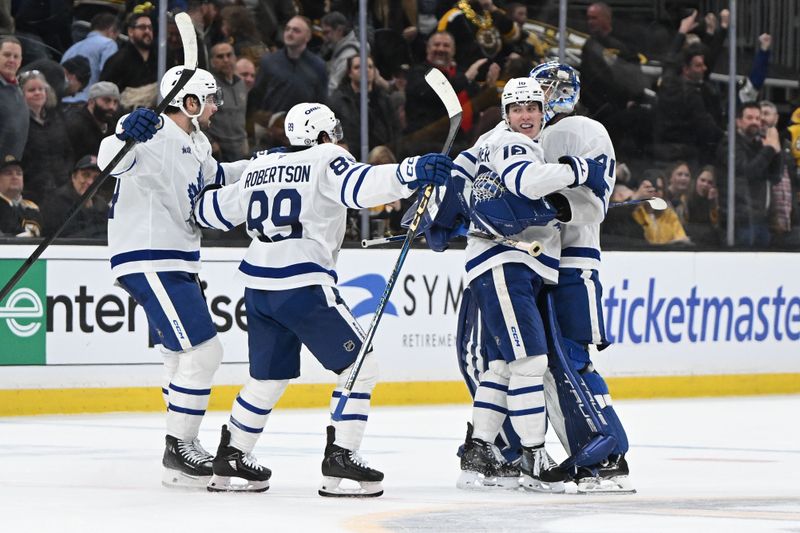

{"left": 331, "top": 355, "right": 378, "bottom": 452}
{"left": 167, "top": 335, "right": 224, "bottom": 440}
{"left": 581, "top": 366, "right": 629, "bottom": 455}
{"left": 228, "top": 378, "right": 290, "bottom": 453}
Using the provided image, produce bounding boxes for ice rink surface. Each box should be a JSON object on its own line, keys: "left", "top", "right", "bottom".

{"left": 2, "top": 395, "right": 799, "bottom": 532}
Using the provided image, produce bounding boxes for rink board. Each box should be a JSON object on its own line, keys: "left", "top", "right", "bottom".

{"left": 1, "top": 245, "right": 799, "bottom": 415}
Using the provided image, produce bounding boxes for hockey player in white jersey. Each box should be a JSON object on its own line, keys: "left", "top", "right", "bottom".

{"left": 193, "top": 102, "right": 452, "bottom": 496}
{"left": 532, "top": 61, "right": 633, "bottom": 493}
{"left": 450, "top": 77, "right": 610, "bottom": 493}
{"left": 98, "top": 66, "right": 249, "bottom": 489}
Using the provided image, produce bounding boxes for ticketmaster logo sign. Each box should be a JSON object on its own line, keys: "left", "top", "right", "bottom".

{"left": 0, "top": 261, "right": 46, "bottom": 365}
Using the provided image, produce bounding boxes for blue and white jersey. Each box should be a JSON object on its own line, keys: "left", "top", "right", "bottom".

{"left": 454, "top": 121, "right": 577, "bottom": 285}
{"left": 98, "top": 114, "right": 248, "bottom": 277}
{"left": 194, "top": 143, "right": 417, "bottom": 290}
{"left": 540, "top": 116, "right": 615, "bottom": 271}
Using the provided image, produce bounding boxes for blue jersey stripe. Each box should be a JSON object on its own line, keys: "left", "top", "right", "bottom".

{"left": 508, "top": 384, "right": 544, "bottom": 396}
{"left": 459, "top": 151, "right": 477, "bottom": 163}
{"left": 212, "top": 191, "right": 235, "bottom": 230}
{"left": 332, "top": 391, "right": 372, "bottom": 400}
{"left": 480, "top": 381, "right": 509, "bottom": 392}
{"left": 474, "top": 400, "right": 508, "bottom": 415}
{"left": 196, "top": 195, "right": 214, "bottom": 229}
{"left": 508, "top": 406, "right": 545, "bottom": 416}
{"left": 238, "top": 261, "right": 338, "bottom": 283}
{"left": 169, "top": 383, "right": 212, "bottom": 396}
{"left": 215, "top": 163, "right": 225, "bottom": 185}
{"left": 168, "top": 404, "right": 206, "bottom": 416}
{"left": 562, "top": 246, "right": 601, "bottom": 260}
{"left": 230, "top": 416, "right": 264, "bottom": 434}
{"left": 236, "top": 395, "right": 272, "bottom": 416}
{"left": 350, "top": 165, "right": 371, "bottom": 209}
{"left": 111, "top": 249, "right": 201, "bottom": 267}
{"left": 466, "top": 246, "right": 558, "bottom": 273}
{"left": 500, "top": 160, "right": 525, "bottom": 186}
{"left": 340, "top": 164, "right": 367, "bottom": 208}
{"left": 337, "top": 414, "right": 369, "bottom": 421}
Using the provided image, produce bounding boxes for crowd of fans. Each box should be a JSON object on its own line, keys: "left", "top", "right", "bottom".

{"left": 0, "top": 0, "right": 798, "bottom": 250}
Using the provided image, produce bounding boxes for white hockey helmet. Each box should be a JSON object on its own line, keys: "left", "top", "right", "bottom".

{"left": 529, "top": 61, "right": 581, "bottom": 123}
{"left": 284, "top": 102, "right": 343, "bottom": 146}
{"left": 501, "top": 77, "right": 545, "bottom": 124}
{"left": 159, "top": 66, "right": 222, "bottom": 118}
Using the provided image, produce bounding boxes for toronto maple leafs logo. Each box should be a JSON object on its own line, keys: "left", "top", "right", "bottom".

{"left": 187, "top": 166, "right": 204, "bottom": 214}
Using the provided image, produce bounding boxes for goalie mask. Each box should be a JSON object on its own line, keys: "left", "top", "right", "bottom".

{"left": 470, "top": 167, "right": 557, "bottom": 237}
{"left": 160, "top": 67, "right": 223, "bottom": 119}
{"left": 529, "top": 61, "right": 581, "bottom": 124}
{"left": 285, "top": 103, "right": 344, "bottom": 146}
{"left": 501, "top": 77, "right": 545, "bottom": 127}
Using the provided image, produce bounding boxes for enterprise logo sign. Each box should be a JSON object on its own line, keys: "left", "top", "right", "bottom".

{"left": 0, "top": 260, "right": 46, "bottom": 365}
{"left": 0, "top": 287, "right": 43, "bottom": 337}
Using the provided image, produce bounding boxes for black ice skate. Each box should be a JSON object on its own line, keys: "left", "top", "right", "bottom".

{"left": 319, "top": 425, "right": 383, "bottom": 497}
{"left": 207, "top": 425, "right": 271, "bottom": 493}
{"left": 575, "top": 454, "right": 636, "bottom": 494}
{"left": 519, "top": 445, "right": 566, "bottom": 493}
{"left": 457, "top": 422, "right": 520, "bottom": 490}
{"left": 162, "top": 434, "right": 213, "bottom": 489}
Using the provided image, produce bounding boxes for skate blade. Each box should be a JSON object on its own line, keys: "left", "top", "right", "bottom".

{"left": 207, "top": 474, "right": 269, "bottom": 493}
{"left": 161, "top": 468, "right": 211, "bottom": 490}
{"left": 521, "top": 474, "right": 565, "bottom": 494}
{"left": 577, "top": 475, "right": 636, "bottom": 495}
{"left": 457, "top": 470, "right": 520, "bottom": 490}
{"left": 318, "top": 476, "right": 383, "bottom": 498}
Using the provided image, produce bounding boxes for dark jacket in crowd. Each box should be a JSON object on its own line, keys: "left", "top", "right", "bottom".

{"left": 0, "top": 76, "right": 29, "bottom": 160}
{"left": 100, "top": 42, "right": 157, "bottom": 94}
{"left": 21, "top": 110, "right": 75, "bottom": 206}
{"left": 208, "top": 73, "right": 249, "bottom": 162}
{"left": 328, "top": 83, "right": 400, "bottom": 158}
{"left": 64, "top": 105, "right": 112, "bottom": 161}
{"left": 41, "top": 182, "right": 108, "bottom": 238}
{"left": 250, "top": 48, "right": 328, "bottom": 115}
{"left": 0, "top": 194, "right": 42, "bottom": 237}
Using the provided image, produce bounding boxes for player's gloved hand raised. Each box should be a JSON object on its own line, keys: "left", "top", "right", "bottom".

{"left": 398, "top": 153, "right": 453, "bottom": 188}
{"left": 116, "top": 108, "right": 160, "bottom": 143}
{"left": 560, "top": 155, "right": 609, "bottom": 199}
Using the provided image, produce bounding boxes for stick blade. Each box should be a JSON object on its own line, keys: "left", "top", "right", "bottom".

{"left": 424, "top": 68, "right": 461, "bottom": 119}
{"left": 174, "top": 12, "right": 198, "bottom": 70}
{"left": 648, "top": 197, "right": 668, "bottom": 210}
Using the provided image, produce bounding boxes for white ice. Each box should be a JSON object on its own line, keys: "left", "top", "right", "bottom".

{"left": 2, "top": 395, "right": 799, "bottom": 532}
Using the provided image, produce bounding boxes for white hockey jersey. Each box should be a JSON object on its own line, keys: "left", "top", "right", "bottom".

{"left": 194, "top": 143, "right": 418, "bottom": 290}
{"left": 453, "top": 121, "right": 578, "bottom": 284}
{"left": 98, "top": 115, "right": 248, "bottom": 277}
{"left": 539, "top": 116, "right": 616, "bottom": 271}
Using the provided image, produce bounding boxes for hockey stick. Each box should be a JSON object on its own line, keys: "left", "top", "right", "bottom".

{"left": 361, "top": 230, "right": 543, "bottom": 257}
{"left": 0, "top": 13, "right": 198, "bottom": 303}
{"left": 609, "top": 197, "right": 667, "bottom": 210}
{"left": 332, "top": 68, "right": 462, "bottom": 421}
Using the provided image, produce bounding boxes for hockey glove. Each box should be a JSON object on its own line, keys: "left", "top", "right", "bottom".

{"left": 398, "top": 154, "right": 453, "bottom": 189}
{"left": 116, "top": 108, "right": 160, "bottom": 143}
{"left": 560, "top": 155, "right": 609, "bottom": 199}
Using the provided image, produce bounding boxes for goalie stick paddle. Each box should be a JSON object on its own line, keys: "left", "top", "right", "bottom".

{"left": 0, "top": 13, "right": 198, "bottom": 303}
{"left": 332, "top": 68, "right": 462, "bottom": 421}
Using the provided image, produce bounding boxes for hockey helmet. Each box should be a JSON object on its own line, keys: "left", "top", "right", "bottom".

{"left": 284, "top": 103, "right": 343, "bottom": 146}
{"left": 501, "top": 77, "right": 545, "bottom": 124}
{"left": 159, "top": 66, "right": 223, "bottom": 118}
{"left": 530, "top": 61, "right": 581, "bottom": 124}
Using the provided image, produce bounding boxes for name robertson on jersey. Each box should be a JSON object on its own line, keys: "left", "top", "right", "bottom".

{"left": 244, "top": 165, "right": 311, "bottom": 187}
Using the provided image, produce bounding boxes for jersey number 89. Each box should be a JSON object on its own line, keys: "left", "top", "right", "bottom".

{"left": 247, "top": 189, "right": 302, "bottom": 242}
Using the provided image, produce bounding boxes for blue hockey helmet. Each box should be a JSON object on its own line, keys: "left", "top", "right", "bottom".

{"left": 529, "top": 61, "right": 581, "bottom": 124}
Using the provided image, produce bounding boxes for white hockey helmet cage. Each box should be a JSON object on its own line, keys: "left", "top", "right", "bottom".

{"left": 529, "top": 61, "right": 581, "bottom": 123}
{"left": 501, "top": 77, "right": 545, "bottom": 124}
{"left": 159, "top": 66, "right": 222, "bottom": 118}
{"left": 284, "top": 102, "right": 343, "bottom": 146}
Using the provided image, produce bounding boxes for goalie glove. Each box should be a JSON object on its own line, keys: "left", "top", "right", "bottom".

{"left": 560, "top": 155, "right": 609, "bottom": 199}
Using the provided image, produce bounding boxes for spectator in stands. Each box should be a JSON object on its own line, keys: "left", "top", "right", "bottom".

{"left": 761, "top": 100, "right": 799, "bottom": 247}
{"left": 61, "top": 12, "right": 119, "bottom": 104}
{"left": 41, "top": 155, "right": 107, "bottom": 238}
{"left": 247, "top": 0, "right": 296, "bottom": 49}
{"left": 21, "top": 56, "right": 90, "bottom": 105}
{"left": 100, "top": 13, "right": 157, "bottom": 109}
{"left": 716, "top": 102, "right": 782, "bottom": 247}
{"left": 207, "top": 42, "right": 249, "bottom": 162}
{"left": 367, "top": 145, "right": 405, "bottom": 236}
{"left": 664, "top": 160, "right": 692, "bottom": 225}
{"left": 250, "top": 15, "right": 327, "bottom": 124}
{"left": 328, "top": 54, "right": 400, "bottom": 159}
{"left": 631, "top": 170, "right": 691, "bottom": 245}
{"left": 601, "top": 177, "right": 652, "bottom": 246}
{"left": 65, "top": 81, "right": 120, "bottom": 163}
{"left": 0, "top": 37, "right": 29, "bottom": 161}
{"left": 685, "top": 165, "right": 721, "bottom": 246}
{"left": 235, "top": 57, "right": 256, "bottom": 90}
{"left": 220, "top": 5, "right": 269, "bottom": 69}
{"left": 320, "top": 11, "right": 362, "bottom": 93}
{"left": 187, "top": 0, "right": 222, "bottom": 69}
{"left": 0, "top": 157, "right": 42, "bottom": 238}
{"left": 61, "top": 56, "right": 92, "bottom": 104}
{"left": 19, "top": 71, "right": 74, "bottom": 206}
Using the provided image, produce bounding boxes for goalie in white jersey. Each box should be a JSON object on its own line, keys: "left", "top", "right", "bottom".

{"left": 193, "top": 102, "right": 452, "bottom": 496}
{"left": 98, "top": 66, "right": 249, "bottom": 489}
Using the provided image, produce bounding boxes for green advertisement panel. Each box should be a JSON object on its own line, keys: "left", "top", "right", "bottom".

{"left": 0, "top": 260, "right": 46, "bottom": 365}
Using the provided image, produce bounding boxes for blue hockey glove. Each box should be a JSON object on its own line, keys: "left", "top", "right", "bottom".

{"left": 397, "top": 153, "right": 453, "bottom": 189}
{"left": 116, "top": 108, "right": 160, "bottom": 142}
{"left": 560, "top": 155, "right": 609, "bottom": 199}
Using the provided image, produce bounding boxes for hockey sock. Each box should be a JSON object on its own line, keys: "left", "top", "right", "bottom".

{"left": 507, "top": 355, "right": 548, "bottom": 448}
{"left": 472, "top": 360, "right": 510, "bottom": 443}
{"left": 228, "top": 378, "right": 289, "bottom": 453}
{"left": 161, "top": 349, "right": 179, "bottom": 409}
{"left": 330, "top": 355, "right": 378, "bottom": 451}
{"left": 166, "top": 336, "right": 223, "bottom": 440}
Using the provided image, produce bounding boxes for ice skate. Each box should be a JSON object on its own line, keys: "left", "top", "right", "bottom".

{"left": 162, "top": 434, "right": 213, "bottom": 489}
{"left": 207, "top": 425, "right": 271, "bottom": 493}
{"left": 519, "top": 445, "right": 566, "bottom": 493}
{"left": 576, "top": 455, "right": 636, "bottom": 494}
{"left": 319, "top": 426, "right": 383, "bottom": 498}
{"left": 457, "top": 423, "right": 520, "bottom": 490}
